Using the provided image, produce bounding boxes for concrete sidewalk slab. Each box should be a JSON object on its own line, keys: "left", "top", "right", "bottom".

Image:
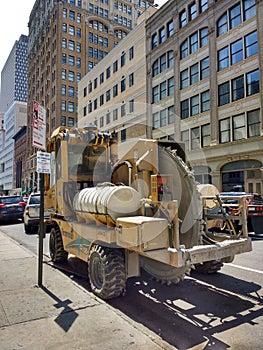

{"left": 0, "top": 230, "right": 174, "bottom": 350}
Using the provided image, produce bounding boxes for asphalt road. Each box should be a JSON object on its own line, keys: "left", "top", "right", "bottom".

{"left": 1, "top": 220, "right": 263, "bottom": 349}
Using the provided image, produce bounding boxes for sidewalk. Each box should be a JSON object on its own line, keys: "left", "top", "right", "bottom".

{"left": 0, "top": 230, "right": 174, "bottom": 350}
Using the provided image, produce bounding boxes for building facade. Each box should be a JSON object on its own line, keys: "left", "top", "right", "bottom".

{"left": 26, "top": 0, "right": 151, "bottom": 186}
{"left": 146, "top": 0, "right": 263, "bottom": 194}
{"left": 78, "top": 7, "right": 157, "bottom": 145}
{"left": 0, "top": 35, "right": 28, "bottom": 193}
{"left": 13, "top": 126, "right": 27, "bottom": 192}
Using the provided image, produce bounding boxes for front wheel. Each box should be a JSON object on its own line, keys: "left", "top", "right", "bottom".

{"left": 88, "top": 245, "right": 126, "bottom": 300}
{"left": 49, "top": 225, "right": 68, "bottom": 262}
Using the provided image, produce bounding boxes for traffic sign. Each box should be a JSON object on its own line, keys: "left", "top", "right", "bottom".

{"left": 33, "top": 100, "right": 46, "bottom": 151}
{"left": 37, "top": 151, "right": 51, "bottom": 174}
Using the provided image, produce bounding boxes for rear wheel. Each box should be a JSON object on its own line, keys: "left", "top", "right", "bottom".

{"left": 49, "top": 225, "right": 68, "bottom": 262}
{"left": 88, "top": 245, "right": 126, "bottom": 300}
{"left": 194, "top": 260, "right": 223, "bottom": 274}
{"left": 140, "top": 256, "right": 190, "bottom": 285}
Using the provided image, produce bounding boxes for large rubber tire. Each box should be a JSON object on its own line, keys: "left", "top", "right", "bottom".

{"left": 140, "top": 256, "right": 190, "bottom": 285}
{"left": 49, "top": 225, "right": 68, "bottom": 263}
{"left": 194, "top": 260, "right": 223, "bottom": 274}
{"left": 88, "top": 245, "right": 126, "bottom": 300}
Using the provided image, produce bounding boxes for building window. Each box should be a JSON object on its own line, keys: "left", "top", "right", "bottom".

{"left": 62, "top": 53, "right": 67, "bottom": 64}
{"left": 246, "top": 69, "right": 259, "bottom": 96}
{"left": 232, "top": 75, "right": 244, "bottom": 101}
{"left": 100, "top": 116, "right": 104, "bottom": 128}
{"left": 153, "top": 60, "right": 158, "bottom": 77}
{"left": 69, "top": 10, "right": 75, "bottom": 20}
{"left": 181, "top": 99, "right": 189, "bottom": 119}
{"left": 113, "top": 60, "right": 118, "bottom": 73}
{"left": 83, "top": 106, "right": 87, "bottom": 116}
{"left": 229, "top": 3, "right": 241, "bottom": 29}
{"left": 106, "top": 89, "right": 110, "bottom": 101}
{"left": 61, "top": 116, "right": 66, "bottom": 126}
{"left": 218, "top": 46, "right": 229, "bottom": 71}
{"left": 153, "top": 112, "right": 159, "bottom": 129}
{"left": 231, "top": 39, "right": 243, "bottom": 65}
{"left": 68, "top": 102, "right": 74, "bottom": 112}
{"left": 217, "top": 13, "right": 228, "bottom": 36}
{"left": 62, "top": 69, "right": 66, "bottom": 80}
{"left": 113, "top": 84, "right": 118, "bottom": 97}
{"left": 181, "top": 130, "right": 189, "bottom": 151}
{"left": 129, "top": 46, "right": 134, "bottom": 60}
{"left": 160, "top": 81, "right": 167, "bottom": 100}
{"left": 218, "top": 82, "right": 230, "bottom": 106}
{"left": 199, "top": 0, "right": 208, "bottom": 13}
{"left": 121, "top": 52, "right": 126, "bottom": 67}
{"left": 68, "top": 86, "right": 74, "bottom": 97}
{"left": 200, "top": 57, "right": 209, "bottom": 79}
{"left": 62, "top": 38, "right": 67, "bottom": 48}
{"left": 201, "top": 123, "right": 210, "bottom": 147}
{"left": 68, "top": 71, "right": 75, "bottom": 81}
{"left": 168, "top": 77, "right": 174, "bottom": 96}
{"left": 106, "top": 66, "right": 111, "bottom": 79}
{"left": 232, "top": 113, "right": 246, "bottom": 141}
{"left": 113, "top": 108, "right": 118, "bottom": 121}
{"left": 69, "top": 25, "right": 75, "bottom": 36}
{"left": 168, "top": 105, "right": 174, "bottom": 124}
{"left": 200, "top": 27, "right": 208, "bottom": 47}
{"left": 160, "top": 110, "right": 167, "bottom": 127}
{"left": 167, "top": 20, "right": 174, "bottom": 37}
{"left": 152, "top": 33, "right": 157, "bottom": 49}
{"left": 121, "top": 129, "right": 126, "bottom": 142}
{"left": 121, "top": 77, "right": 126, "bottom": 92}
{"left": 180, "top": 69, "right": 189, "bottom": 89}
{"left": 245, "top": 31, "right": 258, "bottom": 58}
{"left": 152, "top": 86, "right": 159, "bottom": 103}
{"left": 190, "top": 63, "right": 199, "bottom": 85}
{"left": 190, "top": 32, "right": 198, "bottom": 54}
{"left": 106, "top": 112, "right": 110, "bottom": 124}
{"left": 219, "top": 118, "right": 230, "bottom": 143}
{"left": 179, "top": 10, "right": 187, "bottom": 28}
{"left": 189, "top": 2, "right": 197, "bottom": 21}
{"left": 180, "top": 40, "right": 188, "bottom": 59}
{"left": 68, "top": 117, "right": 74, "bottom": 127}
{"left": 159, "top": 26, "right": 165, "bottom": 44}
{"left": 129, "top": 99, "right": 134, "bottom": 113}
{"left": 191, "top": 127, "right": 200, "bottom": 150}
{"left": 68, "top": 55, "right": 75, "bottom": 66}
{"left": 201, "top": 90, "right": 210, "bottom": 112}
{"left": 100, "top": 94, "right": 104, "bottom": 106}
{"left": 121, "top": 103, "right": 126, "bottom": 117}
{"left": 68, "top": 40, "right": 75, "bottom": 51}
{"left": 100, "top": 72, "right": 104, "bottom": 84}
{"left": 247, "top": 109, "right": 260, "bottom": 137}
{"left": 190, "top": 95, "right": 199, "bottom": 116}
{"left": 244, "top": 0, "right": 256, "bottom": 20}
{"left": 62, "top": 85, "right": 66, "bottom": 95}
{"left": 62, "top": 101, "right": 66, "bottom": 111}
{"left": 129, "top": 73, "right": 134, "bottom": 87}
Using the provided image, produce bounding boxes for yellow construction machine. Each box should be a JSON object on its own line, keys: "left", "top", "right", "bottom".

{"left": 44, "top": 126, "right": 252, "bottom": 299}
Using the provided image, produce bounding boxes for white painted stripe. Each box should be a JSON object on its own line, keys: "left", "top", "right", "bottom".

{"left": 228, "top": 263, "right": 263, "bottom": 275}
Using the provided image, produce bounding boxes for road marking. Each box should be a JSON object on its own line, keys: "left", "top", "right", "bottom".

{"left": 228, "top": 263, "right": 263, "bottom": 275}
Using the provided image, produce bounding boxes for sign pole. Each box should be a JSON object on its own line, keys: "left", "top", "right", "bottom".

{"left": 38, "top": 172, "right": 45, "bottom": 286}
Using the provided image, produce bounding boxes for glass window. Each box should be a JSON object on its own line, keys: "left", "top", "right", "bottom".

{"left": 189, "top": 3, "right": 197, "bottom": 21}
{"left": 68, "top": 102, "right": 74, "bottom": 113}
{"left": 106, "top": 112, "right": 110, "bottom": 124}
{"left": 62, "top": 53, "right": 67, "bottom": 64}
{"left": 121, "top": 78, "right": 126, "bottom": 92}
{"left": 190, "top": 95, "right": 199, "bottom": 116}
{"left": 230, "top": 4, "right": 241, "bottom": 29}
{"left": 217, "top": 13, "right": 228, "bottom": 36}
{"left": 113, "top": 60, "right": 118, "bottom": 73}
{"left": 160, "top": 81, "right": 167, "bottom": 100}
{"left": 76, "top": 43, "right": 81, "bottom": 53}
{"left": 69, "top": 25, "right": 75, "bottom": 36}
{"left": 62, "top": 38, "right": 67, "bottom": 48}
{"left": 152, "top": 60, "right": 159, "bottom": 77}
{"left": 168, "top": 77, "right": 174, "bottom": 96}
{"left": 152, "top": 86, "right": 159, "bottom": 103}
{"left": 129, "top": 99, "right": 134, "bottom": 113}
{"left": 191, "top": 127, "right": 200, "bottom": 150}
{"left": 160, "top": 54, "right": 166, "bottom": 72}
{"left": 61, "top": 85, "right": 66, "bottom": 95}
{"left": 190, "top": 63, "right": 199, "bottom": 84}
{"left": 201, "top": 123, "right": 210, "bottom": 147}
{"left": 100, "top": 94, "right": 104, "bottom": 106}
{"left": 63, "top": 9, "right": 67, "bottom": 18}
{"left": 243, "top": 0, "right": 256, "bottom": 20}
{"left": 106, "top": 89, "right": 110, "bottom": 101}
{"left": 68, "top": 71, "right": 75, "bottom": 81}
{"left": 218, "top": 46, "right": 229, "bottom": 71}
{"left": 168, "top": 105, "right": 174, "bottom": 124}
{"left": 61, "top": 116, "right": 66, "bottom": 126}
{"left": 153, "top": 112, "right": 159, "bottom": 130}
{"left": 100, "top": 72, "right": 104, "bottom": 84}
{"left": 200, "top": 57, "right": 209, "bottom": 79}
{"left": 200, "top": 27, "right": 208, "bottom": 47}
{"left": 121, "top": 52, "right": 126, "bottom": 67}
{"left": 121, "top": 103, "right": 126, "bottom": 117}
{"left": 180, "top": 39, "right": 188, "bottom": 59}
{"left": 113, "top": 108, "right": 118, "bottom": 121}
{"left": 233, "top": 113, "right": 245, "bottom": 140}
{"left": 199, "top": 0, "right": 208, "bottom": 13}
{"left": 167, "top": 50, "right": 174, "bottom": 67}
{"left": 129, "top": 46, "right": 134, "bottom": 60}
{"left": 181, "top": 99, "right": 189, "bottom": 119}
{"left": 113, "top": 84, "right": 118, "bottom": 97}
{"left": 180, "top": 69, "right": 189, "bottom": 89}
{"left": 231, "top": 39, "right": 243, "bottom": 65}
{"left": 181, "top": 130, "right": 189, "bottom": 151}
{"left": 62, "top": 69, "right": 66, "bottom": 80}
{"left": 152, "top": 33, "right": 157, "bottom": 49}
{"left": 247, "top": 109, "right": 260, "bottom": 137}
{"left": 190, "top": 32, "right": 198, "bottom": 54}
{"left": 245, "top": 31, "right": 258, "bottom": 58}
{"left": 160, "top": 110, "right": 167, "bottom": 127}
{"left": 159, "top": 27, "right": 165, "bottom": 44}
{"left": 219, "top": 118, "right": 230, "bottom": 143}
{"left": 68, "top": 40, "right": 75, "bottom": 51}
{"left": 62, "top": 23, "right": 67, "bottom": 33}
{"left": 232, "top": 76, "right": 244, "bottom": 101}
{"left": 68, "top": 86, "right": 74, "bottom": 97}
{"left": 246, "top": 69, "right": 259, "bottom": 96}
{"left": 218, "top": 81, "right": 230, "bottom": 106}
{"left": 61, "top": 101, "right": 66, "bottom": 111}
{"left": 68, "top": 55, "right": 75, "bottom": 66}
{"left": 167, "top": 20, "right": 174, "bottom": 38}
{"left": 201, "top": 90, "right": 210, "bottom": 112}
{"left": 180, "top": 10, "right": 187, "bottom": 28}
{"left": 129, "top": 73, "right": 134, "bottom": 87}
{"left": 68, "top": 117, "right": 74, "bottom": 127}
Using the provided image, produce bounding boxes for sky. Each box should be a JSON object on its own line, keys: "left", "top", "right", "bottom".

{"left": 0, "top": 0, "right": 167, "bottom": 77}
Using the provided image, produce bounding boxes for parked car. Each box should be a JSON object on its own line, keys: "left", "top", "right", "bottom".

{"left": 220, "top": 192, "right": 263, "bottom": 235}
{"left": 0, "top": 195, "right": 26, "bottom": 222}
{"left": 23, "top": 193, "right": 51, "bottom": 234}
